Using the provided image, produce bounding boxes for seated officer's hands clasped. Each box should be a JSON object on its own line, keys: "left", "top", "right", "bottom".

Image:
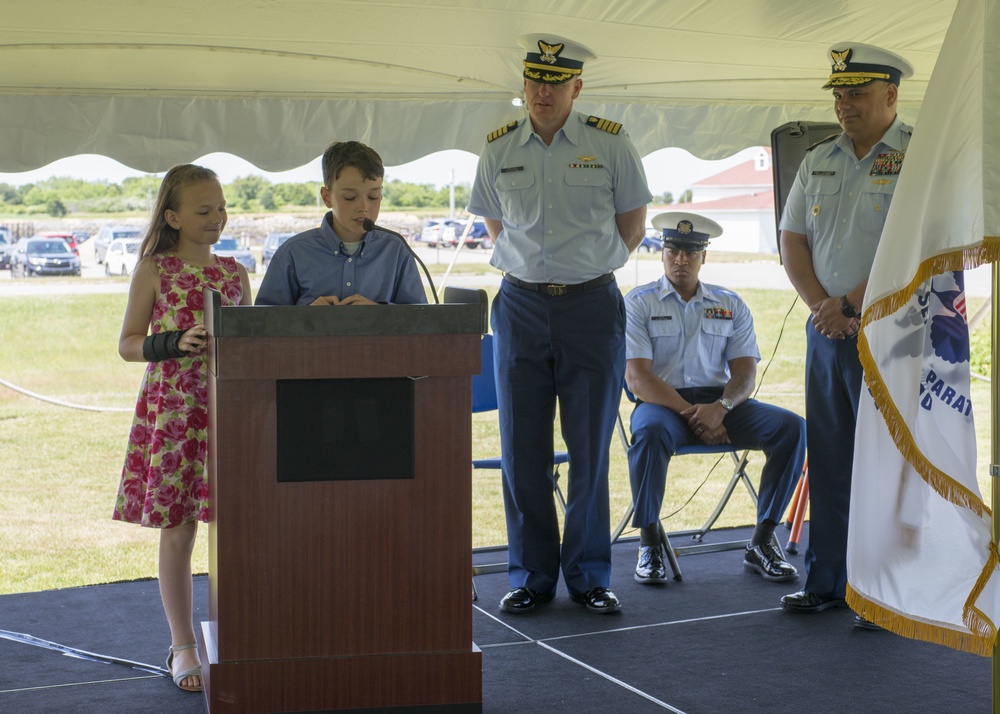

{"left": 680, "top": 402, "right": 731, "bottom": 446}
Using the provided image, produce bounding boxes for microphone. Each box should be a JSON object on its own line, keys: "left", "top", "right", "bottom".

{"left": 363, "top": 219, "right": 439, "bottom": 304}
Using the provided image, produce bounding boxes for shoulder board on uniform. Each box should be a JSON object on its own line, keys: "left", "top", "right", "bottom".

{"left": 586, "top": 116, "right": 623, "bottom": 135}
{"left": 806, "top": 134, "right": 839, "bottom": 152}
{"left": 487, "top": 120, "right": 520, "bottom": 143}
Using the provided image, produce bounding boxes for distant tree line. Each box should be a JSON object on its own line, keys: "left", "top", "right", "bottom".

{"left": 0, "top": 176, "right": 472, "bottom": 216}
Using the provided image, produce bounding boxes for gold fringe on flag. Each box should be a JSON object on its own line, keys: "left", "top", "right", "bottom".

{"left": 848, "top": 584, "right": 996, "bottom": 657}
{"left": 851, "top": 235, "right": 1000, "bottom": 658}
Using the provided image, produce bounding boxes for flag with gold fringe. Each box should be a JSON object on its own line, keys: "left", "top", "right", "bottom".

{"left": 847, "top": 0, "right": 1000, "bottom": 656}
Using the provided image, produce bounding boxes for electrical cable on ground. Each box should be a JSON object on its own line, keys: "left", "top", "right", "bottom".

{"left": 0, "top": 376, "right": 132, "bottom": 412}
{"left": 0, "top": 629, "right": 168, "bottom": 678}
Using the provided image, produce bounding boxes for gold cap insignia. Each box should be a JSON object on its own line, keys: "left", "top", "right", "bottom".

{"left": 831, "top": 49, "right": 850, "bottom": 72}
{"left": 538, "top": 41, "right": 564, "bottom": 65}
{"left": 678, "top": 221, "right": 693, "bottom": 234}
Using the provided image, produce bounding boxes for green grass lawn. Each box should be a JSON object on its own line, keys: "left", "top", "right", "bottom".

{"left": 0, "top": 284, "right": 994, "bottom": 595}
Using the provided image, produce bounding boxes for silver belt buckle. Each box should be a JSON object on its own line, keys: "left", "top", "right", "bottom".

{"left": 545, "top": 283, "right": 568, "bottom": 296}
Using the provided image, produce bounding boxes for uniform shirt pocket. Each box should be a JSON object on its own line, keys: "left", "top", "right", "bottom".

{"left": 858, "top": 182, "right": 895, "bottom": 232}
{"left": 700, "top": 318, "right": 734, "bottom": 362}
{"left": 649, "top": 317, "right": 682, "bottom": 364}
{"left": 804, "top": 175, "right": 841, "bottom": 235}
{"left": 494, "top": 170, "right": 538, "bottom": 226}
{"left": 565, "top": 169, "right": 610, "bottom": 220}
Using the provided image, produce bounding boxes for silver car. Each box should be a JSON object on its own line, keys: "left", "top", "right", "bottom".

{"left": 10, "top": 236, "right": 82, "bottom": 277}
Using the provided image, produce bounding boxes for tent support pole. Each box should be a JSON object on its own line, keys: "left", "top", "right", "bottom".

{"left": 991, "top": 261, "right": 999, "bottom": 714}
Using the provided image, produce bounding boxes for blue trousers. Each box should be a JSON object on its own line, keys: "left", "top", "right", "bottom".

{"left": 803, "top": 318, "right": 863, "bottom": 598}
{"left": 628, "top": 387, "right": 805, "bottom": 530}
{"left": 491, "top": 279, "right": 625, "bottom": 597}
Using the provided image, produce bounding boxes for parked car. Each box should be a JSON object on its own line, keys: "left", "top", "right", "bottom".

{"left": 71, "top": 230, "right": 91, "bottom": 245}
{"left": 418, "top": 218, "right": 460, "bottom": 248}
{"left": 94, "top": 225, "right": 143, "bottom": 264}
{"left": 261, "top": 231, "right": 295, "bottom": 271}
{"left": 212, "top": 235, "right": 257, "bottom": 273}
{"left": 419, "top": 218, "right": 491, "bottom": 248}
{"left": 10, "top": 236, "right": 82, "bottom": 277}
{"left": 36, "top": 230, "right": 78, "bottom": 255}
{"left": 0, "top": 227, "right": 11, "bottom": 269}
{"left": 104, "top": 237, "right": 142, "bottom": 276}
{"left": 639, "top": 229, "right": 664, "bottom": 253}
{"left": 464, "top": 220, "right": 492, "bottom": 249}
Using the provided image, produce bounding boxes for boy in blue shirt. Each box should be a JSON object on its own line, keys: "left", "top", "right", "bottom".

{"left": 256, "top": 140, "right": 426, "bottom": 306}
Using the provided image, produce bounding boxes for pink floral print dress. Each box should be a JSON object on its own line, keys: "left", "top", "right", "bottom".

{"left": 112, "top": 254, "right": 243, "bottom": 528}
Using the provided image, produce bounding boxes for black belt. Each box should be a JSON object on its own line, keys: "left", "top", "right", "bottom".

{"left": 503, "top": 273, "right": 615, "bottom": 297}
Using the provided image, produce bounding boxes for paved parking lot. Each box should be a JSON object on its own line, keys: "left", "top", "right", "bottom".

{"left": 0, "top": 239, "right": 992, "bottom": 298}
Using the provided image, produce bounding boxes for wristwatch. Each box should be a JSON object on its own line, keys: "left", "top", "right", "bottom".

{"left": 840, "top": 295, "right": 859, "bottom": 319}
{"left": 718, "top": 397, "right": 734, "bottom": 412}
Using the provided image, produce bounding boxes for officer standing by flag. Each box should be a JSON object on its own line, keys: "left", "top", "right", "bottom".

{"left": 467, "top": 33, "right": 652, "bottom": 615}
{"left": 778, "top": 43, "right": 914, "bottom": 622}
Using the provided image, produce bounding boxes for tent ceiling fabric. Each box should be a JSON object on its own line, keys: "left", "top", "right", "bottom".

{"left": 2, "top": 0, "right": 956, "bottom": 172}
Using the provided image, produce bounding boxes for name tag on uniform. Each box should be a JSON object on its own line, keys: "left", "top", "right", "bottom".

{"left": 500, "top": 166, "right": 524, "bottom": 173}
{"left": 811, "top": 170, "right": 836, "bottom": 176}
{"left": 704, "top": 307, "right": 733, "bottom": 320}
{"left": 651, "top": 315, "right": 672, "bottom": 321}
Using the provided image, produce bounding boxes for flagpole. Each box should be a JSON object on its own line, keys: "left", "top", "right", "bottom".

{"left": 992, "top": 261, "right": 1000, "bottom": 714}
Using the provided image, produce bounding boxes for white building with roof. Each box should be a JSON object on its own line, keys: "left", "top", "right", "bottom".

{"left": 650, "top": 147, "right": 777, "bottom": 253}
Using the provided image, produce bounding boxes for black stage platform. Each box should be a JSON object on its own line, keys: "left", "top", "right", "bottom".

{"left": 0, "top": 526, "right": 988, "bottom": 713}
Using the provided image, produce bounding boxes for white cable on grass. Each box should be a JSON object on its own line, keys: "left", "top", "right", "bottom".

{"left": 0, "top": 376, "right": 132, "bottom": 412}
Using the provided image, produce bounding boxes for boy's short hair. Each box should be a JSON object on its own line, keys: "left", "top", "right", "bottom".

{"left": 322, "top": 141, "right": 385, "bottom": 187}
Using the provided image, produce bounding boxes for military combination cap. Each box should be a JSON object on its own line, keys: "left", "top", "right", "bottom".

{"left": 652, "top": 212, "right": 723, "bottom": 252}
{"left": 519, "top": 33, "right": 596, "bottom": 84}
{"left": 822, "top": 42, "right": 914, "bottom": 89}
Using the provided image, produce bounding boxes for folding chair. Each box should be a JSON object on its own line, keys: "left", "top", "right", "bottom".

{"left": 612, "top": 389, "right": 780, "bottom": 580}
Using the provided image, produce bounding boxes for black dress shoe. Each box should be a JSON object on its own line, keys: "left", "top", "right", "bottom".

{"left": 780, "top": 590, "right": 847, "bottom": 613}
{"left": 570, "top": 587, "right": 621, "bottom": 614}
{"left": 743, "top": 543, "right": 798, "bottom": 582}
{"left": 853, "top": 615, "right": 885, "bottom": 631}
{"left": 499, "top": 587, "right": 553, "bottom": 614}
{"left": 635, "top": 544, "right": 668, "bottom": 584}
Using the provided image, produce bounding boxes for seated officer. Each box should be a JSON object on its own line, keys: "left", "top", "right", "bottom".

{"left": 623, "top": 212, "right": 805, "bottom": 585}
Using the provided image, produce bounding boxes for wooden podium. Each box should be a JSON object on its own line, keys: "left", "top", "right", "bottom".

{"left": 200, "top": 291, "right": 485, "bottom": 713}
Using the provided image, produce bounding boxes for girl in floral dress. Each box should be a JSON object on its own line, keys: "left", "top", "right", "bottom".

{"left": 112, "top": 164, "right": 250, "bottom": 692}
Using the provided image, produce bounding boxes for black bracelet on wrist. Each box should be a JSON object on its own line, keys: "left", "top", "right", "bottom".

{"left": 142, "top": 330, "right": 188, "bottom": 362}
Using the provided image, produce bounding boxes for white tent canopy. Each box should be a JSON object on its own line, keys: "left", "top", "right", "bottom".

{"left": 3, "top": 0, "right": 956, "bottom": 172}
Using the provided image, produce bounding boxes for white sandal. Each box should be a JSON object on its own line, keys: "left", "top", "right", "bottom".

{"left": 166, "top": 643, "right": 202, "bottom": 692}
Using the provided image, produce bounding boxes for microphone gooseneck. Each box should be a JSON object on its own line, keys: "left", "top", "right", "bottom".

{"left": 363, "top": 220, "right": 439, "bottom": 304}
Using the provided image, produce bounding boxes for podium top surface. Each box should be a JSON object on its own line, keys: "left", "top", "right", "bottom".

{"left": 205, "top": 290, "right": 487, "bottom": 338}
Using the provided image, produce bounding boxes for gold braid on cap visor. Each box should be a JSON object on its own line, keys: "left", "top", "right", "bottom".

{"left": 827, "top": 71, "right": 891, "bottom": 86}
{"left": 523, "top": 62, "right": 580, "bottom": 83}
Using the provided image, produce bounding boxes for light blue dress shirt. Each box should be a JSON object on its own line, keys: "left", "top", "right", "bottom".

{"left": 625, "top": 276, "right": 760, "bottom": 389}
{"left": 778, "top": 116, "right": 912, "bottom": 297}
{"left": 467, "top": 111, "right": 652, "bottom": 283}
{"left": 254, "top": 212, "right": 426, "bottom": 306}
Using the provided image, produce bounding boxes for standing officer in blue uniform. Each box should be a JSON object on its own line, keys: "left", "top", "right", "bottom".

{"left": 625, "top": 212, "right": 804, "bottom": 585}
{"left": 778, "top": 43, "right": 914, "bottom": 619}
{"left": 468, "top": 33, "right": 651, "bottom": 614}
